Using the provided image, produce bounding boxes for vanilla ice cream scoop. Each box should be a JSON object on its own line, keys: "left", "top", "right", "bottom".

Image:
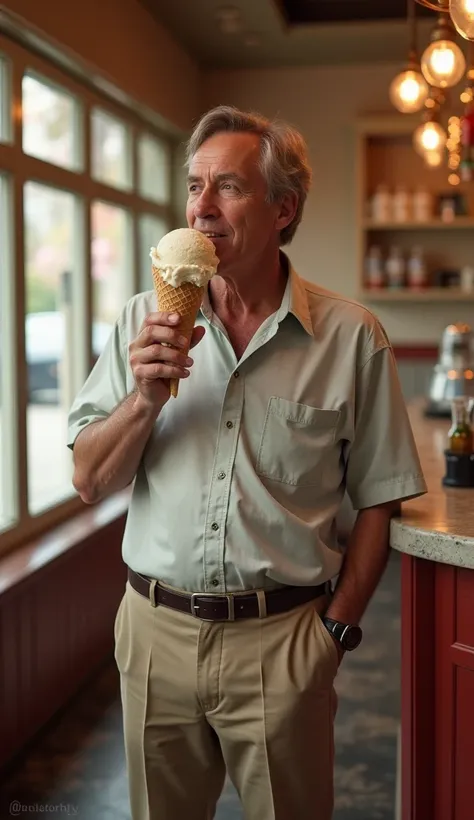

{"left": 150, "top": 228, "right": 219, "bottom": 288}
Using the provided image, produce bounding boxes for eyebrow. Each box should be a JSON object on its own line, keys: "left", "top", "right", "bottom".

{"left": 187, "top": 172, "right": 246, "bottom": 186}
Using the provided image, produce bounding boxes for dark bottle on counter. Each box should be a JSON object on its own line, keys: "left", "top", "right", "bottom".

{"left": 448, "top": 397, "right": 473, "bottom": 454}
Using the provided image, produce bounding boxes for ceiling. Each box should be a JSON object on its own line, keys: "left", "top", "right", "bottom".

{"left": 140, "top": 0, "right": 435, "bottom": 69}
{"left": 278, "top": 0, "right": 431, "bottom": 25}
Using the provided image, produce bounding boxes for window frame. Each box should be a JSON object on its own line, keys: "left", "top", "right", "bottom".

{"left": 0, "top": 32, "right": 178, "bottom": 555}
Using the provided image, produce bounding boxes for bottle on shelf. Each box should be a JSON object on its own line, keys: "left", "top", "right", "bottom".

{"left": 407, "top": 246, "right": 429, "bottom": 289}
{"left": 385, "top": 246, "right": 406, "bottom": 289}
{"left": 412, "top": 187, "right": 433, "bottom": 222}
{"left": 440, "top": 197, "right": 456, "bottom": 223}
{"left": 392, "top": 186, "right": 411, "bottom": 223}
{"left": 371, "top": 184, "right": 391, "bottom": 223}
{"left": 364, "top": 245, "right": 385, "bottom": 289}
{"left": 448, "top": 397, "right": 473, "bottom": 454}
{"left": 461, "top": 265, "right": 474, "bottom": 293}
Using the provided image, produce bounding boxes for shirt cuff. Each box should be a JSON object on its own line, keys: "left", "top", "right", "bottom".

{"left": 349, "top": 474, "right": 428, "bottom": 510}
{"left": 67, "top": 415, "right": 107, "bottom": 450}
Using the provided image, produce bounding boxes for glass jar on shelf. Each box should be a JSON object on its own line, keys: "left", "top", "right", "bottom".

{"left": 385, "top": 246, "right": 406, "bottom": 289}
{"left": 370, "top": 184, "right": 391, "bottom": 223}
{"left": 407, "top": 246, "right": 429, "bottom": 289}
{"left": 412, "top": 187, "right": 433, "bottom": 222}
{"left": 392, "top": 186, "right": 411, "bottom": 223}
{"left": 364, "top": 245, "right": 385, "bottom": 289}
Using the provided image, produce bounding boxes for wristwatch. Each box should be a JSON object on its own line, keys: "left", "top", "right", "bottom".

{"left": 323, "top": 617, "right": 363, "bottom": 651}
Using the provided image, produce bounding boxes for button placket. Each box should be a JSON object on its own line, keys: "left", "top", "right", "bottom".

{"left": 203, "top": 375, "right": 244, "bottom": 593}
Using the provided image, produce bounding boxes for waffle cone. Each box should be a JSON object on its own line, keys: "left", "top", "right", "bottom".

{"left": 152, "top": 266, "right": 204, "bottom": 397}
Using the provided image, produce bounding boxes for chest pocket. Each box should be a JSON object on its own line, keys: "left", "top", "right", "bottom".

{"left": 256, "top": 397, "right": 340, "bottom": 487}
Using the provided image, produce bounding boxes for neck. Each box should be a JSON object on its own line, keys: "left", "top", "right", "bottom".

{"left": 209, "top": 249, "right": 287, "bottom": 319}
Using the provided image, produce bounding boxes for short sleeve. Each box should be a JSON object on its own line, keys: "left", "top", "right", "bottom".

{"left": 67, "top": 319, "right": 128, "bottom": 449}
{"left": 345, "top": 343, "right": 427, "bottom": 510}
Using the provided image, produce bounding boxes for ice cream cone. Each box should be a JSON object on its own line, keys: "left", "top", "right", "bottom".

{"left": 152, "top": 265, "right": 204, "bottom": 397}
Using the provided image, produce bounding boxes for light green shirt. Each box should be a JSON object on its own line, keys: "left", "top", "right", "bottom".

{"left": 67, "top": 258, "right": 427, "bottom": 592}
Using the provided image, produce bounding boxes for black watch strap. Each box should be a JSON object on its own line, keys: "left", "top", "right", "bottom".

{"left": 323, "top": 617, "right": 362, "bottom": 651}
{"left": 323, "top": 617, "right": 345, "bottom": 642}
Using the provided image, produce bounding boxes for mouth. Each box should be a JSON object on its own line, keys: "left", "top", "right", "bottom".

{"left": 199, "top": 231, "right": 226, "bottom": 239}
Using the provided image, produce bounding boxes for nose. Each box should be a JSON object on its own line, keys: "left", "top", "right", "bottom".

{"left": 193, "top": 186, "right": 220, "bottom": 221}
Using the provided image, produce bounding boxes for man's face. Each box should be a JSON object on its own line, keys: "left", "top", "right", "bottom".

{"left": 186, "top": 131, "right": 284, "bottom": 274}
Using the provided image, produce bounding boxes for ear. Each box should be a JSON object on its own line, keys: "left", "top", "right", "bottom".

{"left": 274, "top": 191, "right": 298, "bottom": 232}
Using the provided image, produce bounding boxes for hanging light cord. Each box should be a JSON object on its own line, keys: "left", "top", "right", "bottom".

{"left": 408, "top": 0, "right": 417, "bottom": 57}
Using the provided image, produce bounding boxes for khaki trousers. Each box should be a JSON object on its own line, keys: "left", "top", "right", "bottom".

{"left": 114, "top": 581, "right": 339, "bottom": 820}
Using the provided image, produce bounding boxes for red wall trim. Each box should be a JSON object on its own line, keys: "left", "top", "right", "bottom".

{"left": 401, "top": 553, "right": 436, "bottom": 820}
{"left": 393, "top": 346, "right": 438, "bottom": 360}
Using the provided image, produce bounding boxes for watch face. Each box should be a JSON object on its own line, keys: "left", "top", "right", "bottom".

{"left": 341, "top": 625, "right": 363, "bottom": 651}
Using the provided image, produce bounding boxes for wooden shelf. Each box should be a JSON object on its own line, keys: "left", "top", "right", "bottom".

{"left": 363, "top": 218, "right": 474, "bottom": 231}
{"left": 359, "top": 288, "right": 474, "bottom": 303}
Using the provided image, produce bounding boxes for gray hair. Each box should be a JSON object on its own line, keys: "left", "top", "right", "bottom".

{"left": 185, "top": 105, "right": 312, "bottom": 246}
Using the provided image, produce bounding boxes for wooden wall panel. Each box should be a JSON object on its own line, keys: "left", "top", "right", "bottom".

{"left": 0, "top": 514, "right": 127, "bottom": 770}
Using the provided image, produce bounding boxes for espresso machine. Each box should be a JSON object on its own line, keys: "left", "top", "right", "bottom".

{"left": 426, "top": 323, "right": 474, "bottom": 417}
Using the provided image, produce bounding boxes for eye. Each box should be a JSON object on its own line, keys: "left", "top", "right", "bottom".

{"left": 188, "top": 184, "right": 198, "bottom": 193}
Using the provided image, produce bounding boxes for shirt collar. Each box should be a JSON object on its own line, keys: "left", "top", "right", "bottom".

{"left": 200, "top": 252, "right": 315, "bottom": 339}
{"left": 276, "top": 253, "right": 314, "bottom": 338}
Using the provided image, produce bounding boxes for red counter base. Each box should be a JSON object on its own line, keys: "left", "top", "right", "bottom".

{"left": 401, "top": 553, "right": 474, "bottom": 820}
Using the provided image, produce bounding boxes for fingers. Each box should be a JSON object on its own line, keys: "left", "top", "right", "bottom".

{"left": 134, "top": 361, "right": 191, "bottom": 383}
{"left": 137, "top": 313, "right": 207, "bottom": 352}
{"left": 137, "top": 322, "right": 189, "bottom": 350}
{"left": 135, "top": 343, "right": 193, "bottom": 369}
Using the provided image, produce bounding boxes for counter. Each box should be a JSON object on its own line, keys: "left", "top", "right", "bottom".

{"left": 393, "top": 399, "right": 474, "bottom": 820}
{"left": 391, "top": 398, "right": 474, "bottom": 568}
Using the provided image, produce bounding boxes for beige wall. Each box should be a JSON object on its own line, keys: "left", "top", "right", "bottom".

{"left": 203, "top": 64, "right": 473, "bottom": 343}
{"left": 2, "top": 0, "right": 199, "bottom": 132}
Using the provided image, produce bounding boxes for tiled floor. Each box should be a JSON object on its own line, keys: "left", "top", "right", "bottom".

{"left": 0, "top": 553, "right": 401, "bottom": 820}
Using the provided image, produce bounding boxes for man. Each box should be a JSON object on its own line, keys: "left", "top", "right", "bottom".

{"left": 68, "top": 105, "right": 427, "bottom": 820}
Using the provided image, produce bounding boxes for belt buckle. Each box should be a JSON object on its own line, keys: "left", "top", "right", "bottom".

{"left": 190, "top": 593, "right": 235, "bottom": 622}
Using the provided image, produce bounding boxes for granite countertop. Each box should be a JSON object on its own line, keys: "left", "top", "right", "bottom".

{"left": 390, "top": 398, "right": 474, "bottom": 568}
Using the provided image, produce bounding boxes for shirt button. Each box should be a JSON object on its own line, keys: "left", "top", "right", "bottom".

{"left": 217, "top": 471, "right": 226, "bottom": 480}
{"left": 211, "top": 522, "right": 219, "bottom": 531}
{"left": 234, "top": 371, "right": 240, "bottom": 378}
{"left": 210, "top": 579, "right": 219, "bottom": 587}
{"left": 226, "top": 421, "right": 233, "bottom": 429}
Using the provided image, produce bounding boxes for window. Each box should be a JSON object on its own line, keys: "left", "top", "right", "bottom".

{"left": 91, "top": 108, "right": 132, "bottom": 191}
{"left": 139, "top": 213, "right": 168, "bottom": 292}
{"left": 22, "top": 73, "right": 82, "bottom": 171}
{"left": 138, "top": 133, "right": 171, "bottom": 204}
{"left": 0, "top": 56, "right": 12, "bottom": 143}
{"left": 24, "top": 182, "right": 80, "bottom": 514}
{"left": 0, "top": 35, "right": 176, "bottom": 552}
{"left": 0, "top": 175, "right": 17, "bottom": 532}
{"left": 91, "top": 202, "right": 133, "bottom": 352}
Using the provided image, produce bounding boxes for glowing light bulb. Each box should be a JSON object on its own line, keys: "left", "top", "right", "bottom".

{"left": 389, "top": 69, "right": 429, "bottom": 113}
{"left": 421, "top": 39, "right": 466, "bottom": 88}
{"left": 414, "top": 120, "right": 447, "bottom": 154}
{"left": 450, "top": 0, "right": 474, "bottom": 40}
{"left": 425, "top": 149, "right": 444, "bottom": 167}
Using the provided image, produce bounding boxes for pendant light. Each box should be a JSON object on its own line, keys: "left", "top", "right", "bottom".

{"left": 421, "top": 11, "right": 467, "bottom": 87}
{"left": 449, "top": 0, "right": 474, "bottom": 40}
{"left": 424, "top": 148, "right": 445, "bottom": 164}
{"left": 413, "top": 102, "right": 448, "bottom": 153}
{"left": 390, "top": 0, "right": 429, "bottom": 112}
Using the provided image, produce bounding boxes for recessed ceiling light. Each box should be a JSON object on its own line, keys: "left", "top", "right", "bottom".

{"left": 215, "top": 5, "right": 243, "bottom": 34}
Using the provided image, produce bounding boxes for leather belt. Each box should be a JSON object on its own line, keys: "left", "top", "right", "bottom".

{"left": 128, "top": 568, "right": 330, "bottom": 622}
